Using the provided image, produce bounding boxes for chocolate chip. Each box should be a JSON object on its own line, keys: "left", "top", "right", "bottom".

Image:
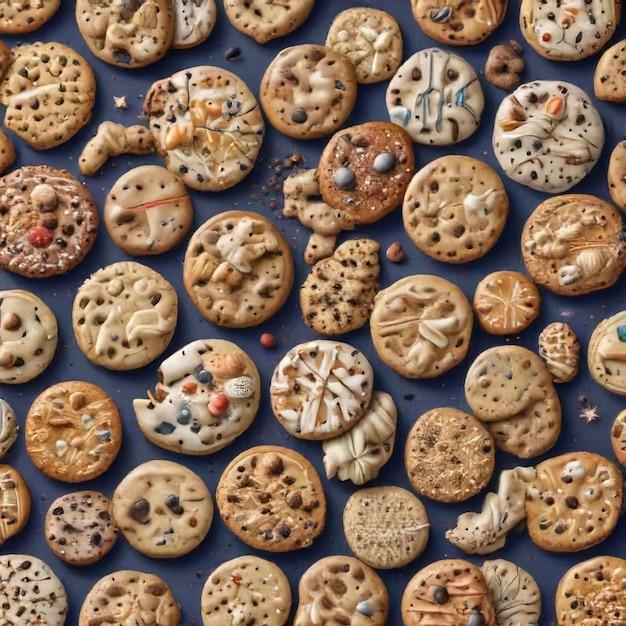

{"left": 334, "top": 167, "right": 356, "bottom": 190}
{"left": 373, "top": 152, "right": 396, "bottom": 173}
{"left": 130, "top": 499, "right": 150, "bottom": 524}
{"left": 565, "top": 495, "right": 579, "bottom": 509}
{"left": 165, "top": 494, "right": 184, "bottom": 515}
{"left": 467, "top": 610, "right": 486, "bottom": 626}
{"left": 225, "top": 47, "right": 241, "bottom": 61}
{"left": 291, "top": 108, "right": 308, "bottom": 124}
{"left": 432, "top": 585, "right": 449, "bottom": 604}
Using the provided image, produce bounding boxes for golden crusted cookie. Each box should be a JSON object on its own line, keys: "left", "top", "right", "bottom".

{"left": 607, "top": 139, "right": 626, "bottom": 211}
{"left": 0, "top": 464, "right": 31, "bottom": 545}
{"left": 610, "top": 408, "right": 626, "bottom": 466}
{"left": 594, "top": 39, "right": 626, "bottom": 102}
{"left": 538, "top": 321, "right": 580, "bottom": 384}
{"left": 0, "top": 399, "right": 18, "bottom": 459}
{"left": 0, "top": 0, "right": 60, "bottom": 33}
{"left": 588, "top": 310, "right": 626, "bottom": 395}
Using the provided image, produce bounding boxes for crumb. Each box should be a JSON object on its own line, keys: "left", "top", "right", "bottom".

{"left": 113, "top": 95, "right": 128, "bottom": 109}
{"left": 579, "top": 404, "right": 599, "bottom": 423}
{"left": 386, "top": 241, "right": 405, "bottom": 263}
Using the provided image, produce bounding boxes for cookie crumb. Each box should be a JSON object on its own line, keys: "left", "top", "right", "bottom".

{"left": 113, "top": 95, "right": 128, "bottom": 109}
{"left": 386, "top": 241, "right": 405, "bottom": 263}
{"left": 260, "top": 333, "right": 276, "bottom": 348}
{"left": 485, "top": 44, "right": 525, "bottom": 91}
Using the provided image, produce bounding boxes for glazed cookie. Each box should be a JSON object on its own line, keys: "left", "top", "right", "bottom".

{"left": 295, "top": 555, "right": 389, "bottom": 625}
{"left": 112, "top": 459, "right": 213, "bottom": 558}
{"left": 173, "top": 0, "right": 216, "bottom": 49}
{"left": 134, "top": 338, "right": 261, "bottom": 455}
{"left": 401, "top": 559, "right": 496, "bottom": 626}
{"left": 79, "top": 570, "right": 180, "bottom": 626}
{"left": 403, "top": 155, "right": 509, "bottom": 264}
{"left": 405, "top": 407, "right": 495, "bottom": 503}
{"left": 1, "top": 41, "right": 95, "bottom": 149}
{"left": 25, "top": 380, "right": 122, "bottom": 482}
{"left": 0, "top": 289, "right": 58, "bottom": 384}
{"left": 72, "top": 261, "right": 178, "bottom": 370}
{"left": 521, "top": 194, "right": 626, "bottom": 296}
{"left": 610, "top": 408, "right": 626, "bottom": 466}
{"left": 370, "top": 274, "right": 473, "bottom": 379}
{"left": 0, "top": 0, "right": 60, "bottom": 33}
{"left": 0, "top": 464, "right": 31, "bottom": 545}
{"left": 260, "top": 44, "right": 358, "bottom": 140}
{"left": 44, "top": 490, "right": 118, "bottom": 566}
{"left": 183, "top": 211, "right": 294, "bottom": 328}
{"left": 588, "top": 310, "right": 626, "bottom": 395}
{"left": 317, "top": 121, "right": 415, "bottom": 224}
{"left": 300, "top": 238, "right": 380, "bottom": 335}
{"left": 270, "top": 340, "right": 374, "bottom": 440}
{"left": 594, "top": 39, "right": 626, "bottom": 102}
{"left": 325, "top": 8, "right": 403, "bottom": 84}
{"left": 201, "top": 555, "right": 291, "bottom": 626}
{"left": 75, "top": 0, "right": 174, "bottom": 68}
{"left": 143, "top": 66, "right": 264, "bottom": 191}
{"left": 607, "top": 140, "right": 626, "bottom": 211}
{"left": 343, "top": 486, "right": 430, "bottom": 570}
{"left": 386, "top": 48, "right": 484, "bottom": 146}
{"left": 216, "top": 445, "right": 326, "bottom": 552}
{"left": 492, "top": 81, "right": 604, "bottom": 193}
{"left": 104, "top": 165, "right": 193, "bottom": 256}
{"left": 0, "top": 399, "right": 18, "bottom": 459}
{"left": 0, "top": 165, "right": 99, "bottom": 278}
{"left": 538, "top": 321, "right": 580, "bottom": 384}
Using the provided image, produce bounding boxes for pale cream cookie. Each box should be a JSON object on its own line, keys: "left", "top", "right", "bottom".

{"left": 173, "top": 0, "right": 216, "bottom": 49}
{"left": 538, "top": 322, "right": 580, "bottom": 384}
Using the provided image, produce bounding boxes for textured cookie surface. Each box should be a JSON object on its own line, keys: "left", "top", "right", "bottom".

{"left": 172, "top": 0, "right": 216, "bottom": 49}
{"left": 538, "top": 321, "right": 580, "bottom": 384}
{"left": 0, "top": 464, "right": 31, "bottom": 545}
{"left": 588, "top": 310, "right": 626, "bottom": 395}
{"left": 607, "top": 139, "right": 626, "bottom": 211}
{"left": 594, "top": 39, "right": 626, "bottom": 102}
{"left": 0, "top": 399, "right": 18, "bottom": 459}
{"left": 611, "top": 408, "right": 626, "bottom": 466}
{"left": 0, "top": 0, "right": 60, "bottom": 33}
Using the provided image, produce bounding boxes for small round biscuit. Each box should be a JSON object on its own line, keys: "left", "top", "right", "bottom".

{"left": 0, "top": 399, "right": 18, "bottom": 459}
{"left": 0, "top": 464, "right": 31, "bottom": 545}
{"left": 216, "top": 445, "right": 326, "bottom": 552}
{"left": 0, "top": 0, "right": 60, "bottom": 33}
{"left": 611, "top": 408, "right": 626, "bottom": 466}
{"left": 25, "top": 381, "right": 122, "bottom": 482}
{"left": 588, "top": 310, "right": 626, "bottom": 395}
{"left": 0, "top": 289, "right": 58, "bottom": 384}
{"left": 538, "top": 321, "right": 580, "bottom": 384}
{"left": 44, "top": 490, "right": 118, "bottom": 566}
{"left": 260, "top": 44, "right": 358, "bottom": 140}
{"left": 607, "top": 140, "right": 626, "bottom": 211}
{"left": 173, "top": 0, "right": 216, "bottom": 49}
{"left": 594, "top": 39, "right": 626, "bottom": 102}
{"left": 201, "top": 555, "right": 291, "bottom": 626}
{"left": 386, "top": 48, "right": 484, "bottom": 146}
{"left": 112, "top": 459, "right": 213, "bottom": 558}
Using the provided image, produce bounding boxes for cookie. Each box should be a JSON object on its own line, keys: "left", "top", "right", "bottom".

{"left": 112, "top": 459, "right": 213, "bottom": 558}
{"left": 104, "top": 165, "right": 193, "bottom": 256}
{"left": 607, "top": 139, "right": 626, "bottom": 211}
{"left": 79, "top": 570, "right": 180, "bottom": 626}
{"left": 295, "top": 555, "right": 389, "bottom": 625}
{"left": 343, "top": 486, "right": 430, "bottom": 569}
{"left": 485, "top": 42, "right": 525, "bottom": 91}
{"left": 0, "top": 289, "right": 58, "bottom": 384}
{"left": 260, "top": 44, "right": 358, "bottom": 140}
{"left": 402, "top": 155, "right": 509, "bottom": 264}
{"left": 44, "top": 490, "right": 118, "bottom": 566}
{"left": 183, "top": 210, "right": 294, "bottom": 328}
{"left": 594, "top": 39, "right": 626, "bottom": 102}
{"left": 72, "top": 261, "right": 178, "bottom": 370}
{"left": 538, "top": 321, "right": 580, "bottom": 384}
{"left": 588, "top": 310, "right": 626, "bottom": 395}
{"left": 75, "top": 0, "right": 174, "bottom": 68}
{"left": 143, "top": 66, "right": 264, "bottom": 191}
{"left": 370, "top": 274, "right": 473, "bottom": 379}
{"left": 610, "top": 408, "right": 626, "bottom": 466}
{"left": 325, "top": 7, "right": 403, "bottom": 84}
{"left": 0, "top": 128, "right": 14, "bottom": 174}
{"left": 492, "top": 81, "right": 604, "bottom": 193}
{"left": 300, "top": 238, "right": 380, "bottom": 335}
{"left": 1, "top": 41, "right": 95, "bottom": 149}
{"left": 0, "top": 0, "right": 60, "bottom": 33}
{"left": 317, "top": 121, "right": 415, "bottom": 224}
{"left": 322, "top": 389, "right": 397, "bottom": 486}
{"left": 201, "top": 555, "right": 291, "bottom": 626}
{"left": 386, "top": 48, "right": 484, "bottom": 146}
{"left": 173, "top": 0, "right": 216, "bottom": 49}
{"left": 473, "top": 270, "right": 541, "bottom": 336}
{"left": 401, "top": 559, "right": 496, "bottom": 626}
{"left": 25, "top": 380, "right": 122, "bottom": 482}
{"left": 0, "top": 464, "right": 31, "bottom": 545}
{"left": 521, "top": 194, "right": 626, "bottom": 296}
{"left": 405, "top": 407, "right": 495, "bottom": 503}
{"left": 0, "top": 399, "right": 18, "bottom": 459}
{"left": 134, "top": 338, "right": 261, "bottom": 455}
{"left": 216, "top": 445, "right": 326, "bottom": 552}
{"left": 480, "top": 559, "right": 541, "bottom": 626}
{"left": 270, "top": 339, "right": 374, "bottom": 440}
{"left": 0, "top": 165, "right": 99, "bottom": 278}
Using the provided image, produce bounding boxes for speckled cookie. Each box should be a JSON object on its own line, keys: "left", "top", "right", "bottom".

{"left": 112, "top": 459, "right": 213, "bottom": 558}
{"left": 216, "top": 445, "right": 326, "bottom": 552}
{"left": 0, "top": 464, "right": 31, "bottom": 545}
{"left": 610, "top": 408, "right": 626, "bottom": 466}
{"left": 594, "top": 39, "right": 626, "bottom": 102}
{"left": 607, "top": 140, "right": 626, "bottom": 211}
{"left": 0, "top": 0, "right": 60, "bottom": 33}
{"left": 538, "top": 321, "right": 580, "bottom": 384}
{"left": 386, "top": 48, "right": 484, "bottom": 146}
{"left": 588, "top": 310, "right": 626, "bottom": 395}
{"left": 183, "top": 210, "right": 294, "bottom": 328}
{"left": 493, "top": 81, "right": 604, "bottom": 192}
{"left": 0, "top": 400, "right": 18, "bottom": 459}
{"left": 173, "top": 0, "right": 216, "bottom": 49}
{"left": 0, "top": 165, "right": 99, "bottom": 278}
{"left": 25, "top": 380, "right": 122, "bottom": 483}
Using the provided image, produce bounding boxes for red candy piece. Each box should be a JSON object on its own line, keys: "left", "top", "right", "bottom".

{"left": 28, "top": 226, "right": 53, "bottom": 248}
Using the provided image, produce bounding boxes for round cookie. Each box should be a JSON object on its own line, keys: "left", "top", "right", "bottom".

{"left": 325, "top": 7, "right": 403, "bottom": 84}
{"left": 317, "top": 121, "right": 415, "bottom": 224}
{"left": 25, "top": 380, "right": 122, "bottom": 483}
{"left": 0, "top": 399, "right": 18, "bottom": 459}
{"left": 133, "top": 338, "right": 261, "bottom": 455}
{"left": 0, "top": 0, "right": 60, "bottom": 33}
{"left": 216, "top": 445, "right": 326, "bottom": 552}
{"left": 0, "top": 289, "right": 58, "bottom": 384}
{"left": 79, "top": 570, "right": 180, "bottom": 626}
{"left": 611, "top": 408, "right": 626, "bottom": 466}
{"left": 538, "top": 321, "right": 580, "bottom": 384}
{"left": 104, "top": 165, "right": 193, "bottom": 256}
{"left": 492, "top": 81, "right": 604, "bottom": 193}
{"left": 0, "top": 464, "right": 31, "bottom": 545}
{"left": 402, "top": 155, "right": 509, "bottom": 264}
{"left": 173, "top": 0, "right": 216, "bottom": 49}
{"left": 370, "top": 274, "right": 473, "bottom": 379}
{"left": 259, "top": 44, "right": 358, "bottom": 140}
{"left": 44, "top": 490, "right": 118, "bottom": 566}
{"left": 521, "top": 194, "right": 626, "bottom": 296}
{"left": 0, "top": 165, "right": 99, "bottom": 278}
{"left": 405, "top": 407, "right": 495, "bottom": 503}
{"left": 594, "top": 39, "right": 626, "bottom": 102}
{"left": 72, "top": 261, "right": 178, "bottom": 370}
{"left": 343, "top": 486, "right": 429, "bottom": 569}
{"left": 295, "top": 555, "right": 389, "bottom": 625}
{"left": 201, "top": 555, "right": 291, "bottom": 626}
{"left": 607, "top": 140, "right": 626, "bottom": 211}
{"left": 386, "top": 48, "right": 484, "bottom": 146}
{"left": 183, "top": 210, "right": 294, "bottom": 328}
{"left": 588, "top": 310, "right": 626, "bottom": 395}
{"left": 143, "top": 66, "right": 264, "bottom": 191}
{"left": 112, "top": 459, "right": 213, "bottom": 558}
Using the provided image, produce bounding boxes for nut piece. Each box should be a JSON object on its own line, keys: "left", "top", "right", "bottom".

{"left": 538, "top": 322, "right": 580, "bottom": 384}
{"left": 485, "top": 43, "right": 525, "bottom": 92}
